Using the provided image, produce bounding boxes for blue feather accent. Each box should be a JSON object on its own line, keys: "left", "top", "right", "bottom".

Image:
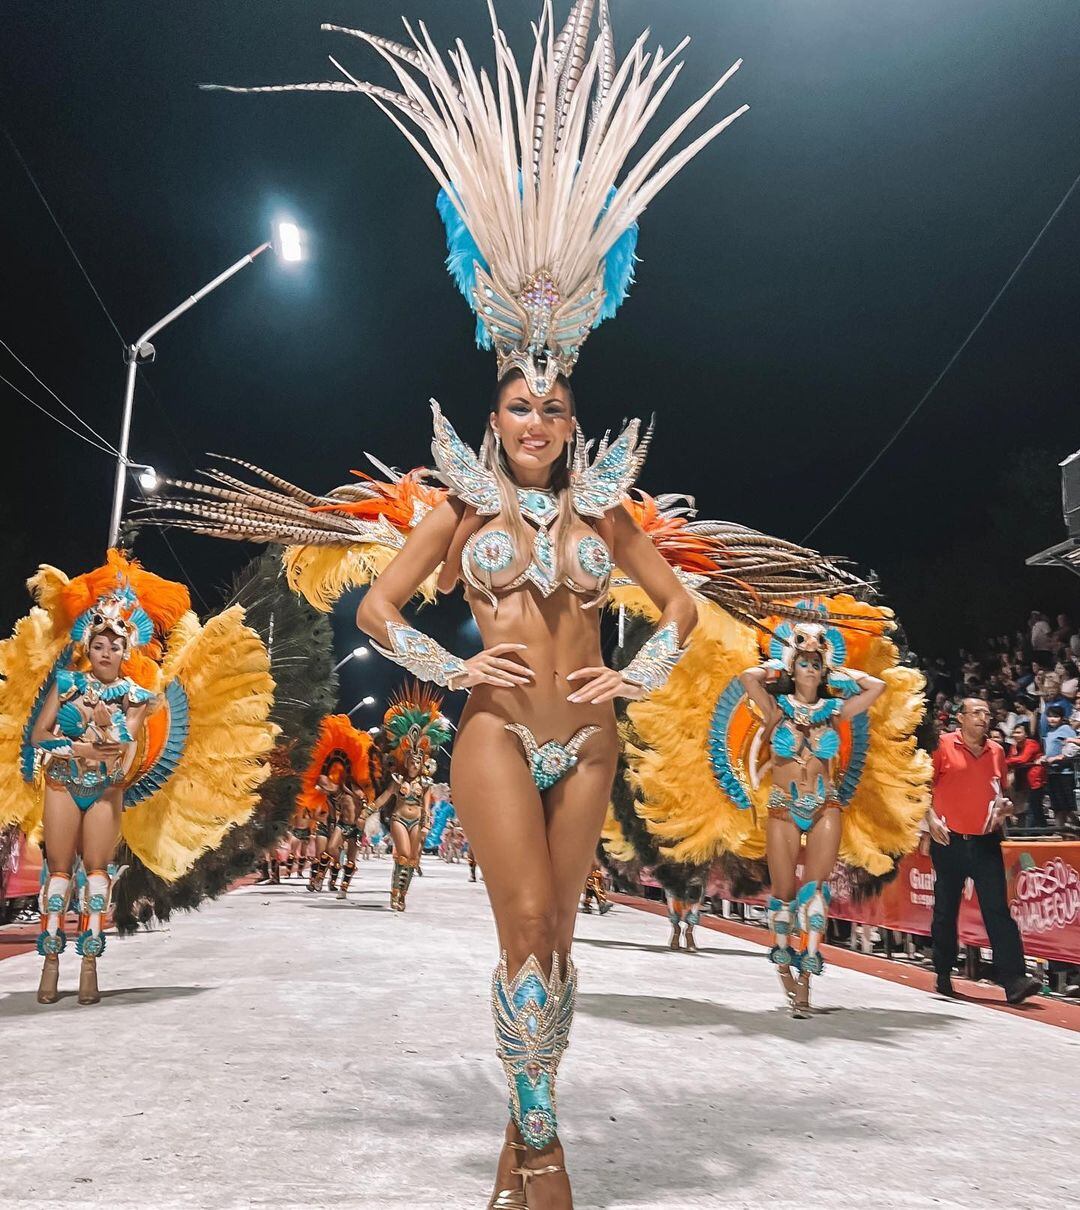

{"left": 123, "top": 678, "right": 190, "bottom": 809}
{"left": 20, "top": 645, "right": 73, "bottom": 782}
{"left": 436, "top": 181, "right": 639, "bottom": 344}
{"left": 838, "top": 712, "right": 869, "bottom": 805}
{"left": 597, "top": 189, "right": 638, "bottom": 323}
{"left": 437, "top": 187, "right": 492, "bottom": 349}
{"left": 707, "top": 677, "right": 754, "bottom": 811}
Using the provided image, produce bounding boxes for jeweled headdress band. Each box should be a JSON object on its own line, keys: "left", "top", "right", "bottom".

{"left": 204, "top": 2, "right": 749, "bottom": 395}
{"left": 70, "top": 586, "right": 154, "bottom": 653}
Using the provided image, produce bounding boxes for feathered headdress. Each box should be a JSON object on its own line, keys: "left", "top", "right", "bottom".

{"left": 29, "top": 548, "right": 192, "bottom": 688}
{"left": 205, "top": 1, "right": 748, "bottom": 395}
{"left": 297, "top": 713, "right": 373, "bottom": 814}
{"left": 383, "top": 681, "right": 452, "bottom": 774}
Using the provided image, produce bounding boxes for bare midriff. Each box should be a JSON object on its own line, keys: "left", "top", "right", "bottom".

{"left": 461, "top": 584, "right": 617, "bottom": 742}
{"left": 772, "top": 745, "right": 833, "bottom": 799}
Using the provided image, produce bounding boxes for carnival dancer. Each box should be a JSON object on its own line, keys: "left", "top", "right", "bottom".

{"left": 297, "top": 715, "right": 373, "bottom": 894}
{"left": 664, "top": 886, "right": 704, "bottom": 951}
{"left": 144, "top": 5, "right": 875, "bottom": 1203}
{"left": 0, "top": 550, "right": 275, "bottom": 1005}
{"left": 581, "top": 862, "right": 612, "bottom": 915}
{"left": 285, "top": 803, "right": 316, "bottom": 878}
{"left": 370, "top": 684, "right": 449, "bottom": 912}
{"left": 739, "top": 621, "right": 884, "bottom": 1015}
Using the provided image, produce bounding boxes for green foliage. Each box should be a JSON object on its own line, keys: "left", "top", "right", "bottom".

{"left": 113, "top": 549, "right": 338, "bottom": 933}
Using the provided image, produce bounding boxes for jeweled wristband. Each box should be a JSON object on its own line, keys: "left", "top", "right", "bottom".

{"left": 621, "top": 621, "right": 687, "bottom": 695}
{"left": 371, "top": 621, "right": 468, "bottom": 690}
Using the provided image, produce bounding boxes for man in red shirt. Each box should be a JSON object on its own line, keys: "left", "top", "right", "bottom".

{"left": 927, "top": 699, "right": 1042, "bottom": 1002}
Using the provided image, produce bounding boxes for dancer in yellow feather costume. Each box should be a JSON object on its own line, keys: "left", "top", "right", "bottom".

{"left": 604, "top": 589, "right": 930, "bottom": 1014}
{"left": 0, "top": 550, "right": 276, "bottom": 1006}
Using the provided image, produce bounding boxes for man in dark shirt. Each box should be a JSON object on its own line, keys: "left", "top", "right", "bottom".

{"left": 927, "top": 699, "right": 1041, "bottom": 1003}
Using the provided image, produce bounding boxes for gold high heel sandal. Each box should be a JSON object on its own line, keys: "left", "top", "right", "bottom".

{"left": 511, "top": 1161, "right": 568, "bottom": 1207}
{"left": 489, "top": 1140, "right": 528, "bottom": 1209}
{"left": 36, "top": 955, "right": 60, "bottom": 1005}
{"left": 684, "top": 926, "right": 698, "bottom": 953}
{"left": 669, "top": 924, "right": 681, "bottom": 950}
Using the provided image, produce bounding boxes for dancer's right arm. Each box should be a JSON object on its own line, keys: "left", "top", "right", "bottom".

{"left": 356, "top": 499, "right": 533, "bottom": 691}
{"left": 739, "top": 666, "right": 780, "bottom": 726}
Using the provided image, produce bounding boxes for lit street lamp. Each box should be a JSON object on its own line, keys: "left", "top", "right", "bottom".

{"left": 347, "top": 695, "right": 377, "bottom": 717}
{"left": 107, "top": 219, "right": 306, "bottom": 548}
{"left": 332, "top": 644, "right": 370, "bottom": 674}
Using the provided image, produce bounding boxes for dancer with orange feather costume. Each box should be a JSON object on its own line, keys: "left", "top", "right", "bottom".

{"left": 371, "top": 683, "right": 451, "bottom": 912}
{"left": 0, "top": 550, "right": 276, "bottom": 1005}
{"left": 602, "top": 591, "right": 931, "bottom": 1015}
{"left": 298, "top": 714, "right": 377, "bottom": 897}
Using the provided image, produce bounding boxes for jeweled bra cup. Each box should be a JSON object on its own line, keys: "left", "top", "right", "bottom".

{"left": 462, "top": 526, "right": 613, "bottom": 607}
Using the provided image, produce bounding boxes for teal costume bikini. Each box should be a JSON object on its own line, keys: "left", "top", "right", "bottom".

{"left": 41, "top": 670, "right": 155, "bottom": 811}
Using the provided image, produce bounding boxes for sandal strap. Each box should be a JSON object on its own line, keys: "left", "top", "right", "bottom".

{"left": 511, "top": 1164, "right": 565, "bottom": 1183}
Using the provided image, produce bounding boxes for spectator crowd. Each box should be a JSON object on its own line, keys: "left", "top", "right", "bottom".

{"left": 923, "top": 611, "right": 1080, "bottom": 832}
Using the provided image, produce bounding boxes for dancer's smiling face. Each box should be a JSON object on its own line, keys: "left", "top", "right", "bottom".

{"left": 490, "top": 376, "right": 574, "bottom": 482}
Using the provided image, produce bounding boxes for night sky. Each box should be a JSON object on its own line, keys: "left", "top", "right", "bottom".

{"left": 4, "top": 1, "right": 1079, "bottom": 713}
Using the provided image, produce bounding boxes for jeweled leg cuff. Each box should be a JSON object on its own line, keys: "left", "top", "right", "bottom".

{"left": 492, "top": 953, "right": 567, "bottom": 1150}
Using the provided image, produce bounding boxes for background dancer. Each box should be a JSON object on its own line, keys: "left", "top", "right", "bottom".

{"left": 370, "top": 684, "right": 449, "bottom": 912}
{"left": 0, "top": 551, "right": 275, "bottom": 1005}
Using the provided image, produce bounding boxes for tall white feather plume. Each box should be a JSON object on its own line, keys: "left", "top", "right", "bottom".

{"left": 203, "top": 2, "right": 748, "bottom": 394}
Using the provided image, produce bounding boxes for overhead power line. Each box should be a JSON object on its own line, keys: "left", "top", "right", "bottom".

{"left": 1, "top": 122, "right": 127, "bottom": 351}
{"left": 1, "top": 336, "right": 121, "bottom": 455}
{"left": 802, "top": 165, "right": 1080, "bottom": 545}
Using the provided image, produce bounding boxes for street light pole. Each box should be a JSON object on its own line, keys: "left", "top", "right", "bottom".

{"left": 332, "top": 645, "right": 370, "bottom": 674}
{"left": 107, "top": 241, "right": 272, "bottom": 549}
{"left": 347, "top": 696, "right": 377, "bottom": 717}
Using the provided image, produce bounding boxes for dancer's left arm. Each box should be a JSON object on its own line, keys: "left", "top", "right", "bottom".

{"left": 837, "top": 669, "right": 886, "bottom": 720}
{"left": 567, "top": 506, "right": 698, "bottom": 705}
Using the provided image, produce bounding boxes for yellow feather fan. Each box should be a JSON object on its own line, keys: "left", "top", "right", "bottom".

{"left": 0, "top": 606, "right": 67, "bottom": 837}
{"left": 283, "top": 544, "right": 437, "bottom": 613}
{"left": 607, "top": 588, "right": 931, "bottom": 875}
{"left": 122, "top": 606, "right": 277, "bottom": 880}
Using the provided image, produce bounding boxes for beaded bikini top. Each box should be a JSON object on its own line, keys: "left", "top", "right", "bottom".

{"left": 432, "top": 400, "right": 643, "bottom": 607}
{"left": 772, "top": 695, "right": 843, "bottom": 764}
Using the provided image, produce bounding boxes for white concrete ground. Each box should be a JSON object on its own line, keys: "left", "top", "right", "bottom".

{"left": 0, "top": 860, "right": 1076, "bottom": 1210}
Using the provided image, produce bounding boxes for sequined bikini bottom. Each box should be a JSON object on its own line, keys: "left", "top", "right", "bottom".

{"left": 505, "top": 723, "right": 601, "bottom": 791}
{"left": 391, "top": 813, "right": 421, "bottom": 832}
{"left": 44, "top": 758, "right": 126, "bottom": 812}
{"left": 767, "top": 784, "right": 842, "bottom": 833}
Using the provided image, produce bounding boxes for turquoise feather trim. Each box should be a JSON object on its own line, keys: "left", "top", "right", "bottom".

{"left": 707, "top": 677, "right": 754, "bottom": 811}
{"left": 837, "top": 712, "right": 869, "bottom": 805}
{"left": 123, "top": 678, "right": 190, "bottom": 810}
{"left": 20, "top": 645, "right": 73, "bottom": 782}
{"left": 436, "top": 182, "right": 639, "bottom": 346}
{"left": 599, "top": 211, "right": 638, "bottom": 322}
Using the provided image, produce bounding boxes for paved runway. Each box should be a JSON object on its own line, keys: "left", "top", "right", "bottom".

{"left": 0, "top": 860, "right": 1076, "bottom": 1209}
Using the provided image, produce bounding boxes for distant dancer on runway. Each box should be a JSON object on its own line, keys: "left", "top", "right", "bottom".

{"left": 664, "top": 885, "right": 704, "bottom": 952}
{"left": 581, "top": 862, "right": 612, "bottom": 916}
{"left": 369, "top": 684, "right": 448, "bottom": 912}
{"left": 740, "top": 619, "right": 885, "bottom": 1016}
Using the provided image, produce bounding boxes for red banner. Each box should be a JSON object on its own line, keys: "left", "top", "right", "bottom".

{"left": 700, "top": 840, "right": 1080, "bottom": 964}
